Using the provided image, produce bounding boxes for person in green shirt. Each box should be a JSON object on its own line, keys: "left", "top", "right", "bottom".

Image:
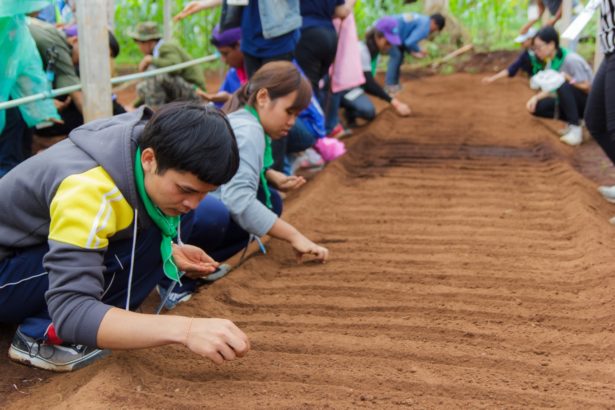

{"left": 128, "top": 22, "right": 208, "bottom": 110}
{"left": 27, "top": 17, "right": 124, "bottom": 144}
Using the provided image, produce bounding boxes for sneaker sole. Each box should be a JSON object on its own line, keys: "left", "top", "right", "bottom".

{"left": 8, "top": 345, "right": 111, "bottom": 372}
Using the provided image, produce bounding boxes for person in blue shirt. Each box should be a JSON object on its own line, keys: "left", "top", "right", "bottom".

{"left": 175, "top": 0, "right": 301, "bottom": 78}
{"left": 384, "top": 12, "right": 445, "bottom": 92}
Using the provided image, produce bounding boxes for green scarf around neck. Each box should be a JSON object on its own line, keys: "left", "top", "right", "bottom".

{"left": 529, "top": 47, "right": 568, "bottom": 75}
{"left": 244, "top": 105, "right": 274, "bottom": 209}
{"left": 548, "top": 47, "right": 568, "bottom": 71}
{"left": 134, "top": 147, "right": 181, "bottom": 282}
{"left": 371, "top": 56, "right": 379, "bottom": 77}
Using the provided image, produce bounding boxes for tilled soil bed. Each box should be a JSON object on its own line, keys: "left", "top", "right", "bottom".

{"left": 2, "top": 73, "right": 615, "bottom": 409}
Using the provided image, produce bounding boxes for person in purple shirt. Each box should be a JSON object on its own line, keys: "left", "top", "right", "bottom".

{"left": 384, "top": 12, "right": 445, "bottom": 92}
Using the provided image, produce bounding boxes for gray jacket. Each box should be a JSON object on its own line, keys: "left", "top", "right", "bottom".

{"left": 212, "top": 109, "right": 278, "bottom": 236}
{"left": 0, "top": 108, "right": 155, "bottom": 346}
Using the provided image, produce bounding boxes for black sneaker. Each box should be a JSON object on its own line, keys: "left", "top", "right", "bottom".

{"left": 8, "top": 328, "right": 110, "bottom": 372}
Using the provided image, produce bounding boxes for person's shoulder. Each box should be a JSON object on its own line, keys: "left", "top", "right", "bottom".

{"left": 229, "top": 110, "right": 263, "bottom": 133}
{"left": 564, "top": 51, "right": 591, "bottom": 68}
{"left": 159, "top": 40, "right": 184, "bottom": 53}
{"left": 229, "top": 110, "right": 264, "bottom": 144}
{"left": 28, "top": 18, "right": 66, "bottom": 43}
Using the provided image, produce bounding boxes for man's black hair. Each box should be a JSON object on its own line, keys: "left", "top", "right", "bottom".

{"left": 430, "top": 13, "right": 446, "bottom": 31}
{"left": 535, "top": 26, "right": 560, "bottom": 49}
{"left": 139, "top": 102, "right": 240, "bottom": 186}
{"left": 108, "top": 31, "right": 120, "bottom": 58}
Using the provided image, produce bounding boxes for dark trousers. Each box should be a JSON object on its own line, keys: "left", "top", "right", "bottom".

{"left": 243, "top": 52, "right": 294, "bottom": 78}
{"left": 585, "top": 52, "right": 615, "bottom": 164}
{"left": 0, "top": 107, "right": 32, "bottom": 177}
{"left": 166, "top": 187, "right": 283, "bottom": 294}
{"left": 190, "top": 186, "right": 282, "bottom": 263}
{"left": 533, "top": 82, "right": 587, "bottom": 126}
{"left": 295, "top": 26, "right": 338, "bottom": 94}
{"left": 0, "top": 214, "right": 194, "bottom": 342}
{"left": 271, "top": 117, "right": 317, "bottom": 173}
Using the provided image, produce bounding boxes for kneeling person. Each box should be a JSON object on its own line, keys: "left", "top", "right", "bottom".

{"left": 0, "top": 102, "right": 249, "bottom": 371}
{"left": 160, "top": 62, "right": 329, "bottom": 305}
{"left": 129, "top": 22, "right": 208, "bottom": 110}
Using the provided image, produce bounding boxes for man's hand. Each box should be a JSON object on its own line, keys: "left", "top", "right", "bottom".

{"left": 172, "top": 244, "right": 219, "bottom": 278}
{"left": 138, "top": 55, "right": 153, "bottom": 72}
{"left": 411, "top": 50, "right": 427, "bottom": 59}
{"left": 174, "top": 1, "right": 209, "bottom": 21}
{"left": 184, "top": 318, "right": 250, "bottom": 364}
{"left": 266, "top": 169, "right": 306, "bottom": 192}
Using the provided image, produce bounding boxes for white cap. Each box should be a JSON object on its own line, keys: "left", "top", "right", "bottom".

{"left": 514, "top": 28, "right": 537, "bottom": 43}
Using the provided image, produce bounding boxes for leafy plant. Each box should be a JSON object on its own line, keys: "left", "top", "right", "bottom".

{"left": 114, "top": 0, "right": 221, "bottom": 67}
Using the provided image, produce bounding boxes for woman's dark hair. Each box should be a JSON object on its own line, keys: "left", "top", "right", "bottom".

{"left": 139, "top": 102, "right": 239, "bottom": 186}
{"left": 535, "top": 26, "right": 560, "bottom": 50}
{"left": 223, "top": 61, "right": 312, "bottom": 114}
{"left": 365, "top": 28, "right": 384, "bottom": 58}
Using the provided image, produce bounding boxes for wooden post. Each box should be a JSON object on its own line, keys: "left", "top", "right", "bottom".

{"left": 106, "top": 0, "right": 115, "bottom": 30}
{"left": 424, "top": 0, "right": 448, "bottom": 13}
{"left": 163, "top": 0, "right": 172, "bottom": 42}
{"left": 76, "top": 0, "right": 112, "bottom": 122}
{"left": 560, "top": 0, "right": 573, "bottom": 46}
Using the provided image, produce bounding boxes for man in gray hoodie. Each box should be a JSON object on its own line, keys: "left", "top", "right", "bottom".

{"left": 0, "top": 102, "right": 250, "bottom": 371}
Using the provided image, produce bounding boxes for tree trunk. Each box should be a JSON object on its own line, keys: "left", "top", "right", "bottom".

{"left": 424, "top": 0, "right": 448, "bottom": 13}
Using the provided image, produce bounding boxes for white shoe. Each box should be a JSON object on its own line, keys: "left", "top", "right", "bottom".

{"left": 598, "top": 185, "right": 615, "bottom": 203}
{"left": 560, "top": 124, "right": 582, "bottom": 146}
{"left": 384, "top": 84, "right": 402, "bottom": 95}
{"left": 609, "top": 216, "right": 615, "bottom": 225}
{"left": 557, "top": 125, "right": 570, "bottom": 136}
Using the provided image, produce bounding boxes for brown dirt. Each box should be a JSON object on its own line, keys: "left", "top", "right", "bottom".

{"left": 3, "top": 72, "right": 615, "bottom": 409}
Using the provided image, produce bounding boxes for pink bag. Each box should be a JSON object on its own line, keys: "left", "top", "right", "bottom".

{"left": 330, "top": 14, "right": 365, "bottom": 93}
{"left": 314, "top": 137, "right": 346, "bottom": 162}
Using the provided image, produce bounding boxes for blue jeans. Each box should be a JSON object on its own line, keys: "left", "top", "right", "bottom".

{"left": 0, "top": 214, "right": 195, "bottom": 341}
{"left": 386, "top": 46, "right": 405, "bottom": 86}
{"left": 323, "top": 90, "right": 343, "bottom": 134}
{"left": 341, "top": 89, "right": 376, "bottom": 124}
{"left": 324, "top": 88, "right": 376, "bottom": 131}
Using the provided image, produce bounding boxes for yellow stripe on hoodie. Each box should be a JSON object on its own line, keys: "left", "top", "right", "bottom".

{"left": 49, "top": 166, "right": 134, "bottom": 249}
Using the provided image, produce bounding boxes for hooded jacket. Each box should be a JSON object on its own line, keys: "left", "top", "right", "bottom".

{"left": 0, "top": 108, "right": 155, "bottom": 346}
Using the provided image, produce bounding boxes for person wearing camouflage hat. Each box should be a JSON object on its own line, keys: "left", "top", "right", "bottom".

{"left": 128, "top": 22, "right": 207, "bottom": 110}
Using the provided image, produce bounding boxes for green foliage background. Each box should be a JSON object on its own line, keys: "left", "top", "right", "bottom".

{"left": 114, "top": 0, "right": 598, "bottom": 68}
